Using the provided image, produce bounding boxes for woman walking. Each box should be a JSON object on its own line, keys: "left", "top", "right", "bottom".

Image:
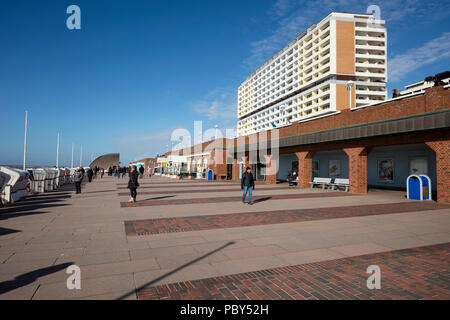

{"left": 127, "top": 165, "right": 139, "bottom": 203}
{"left": 73, "top": 167, "right": 83, "bottom": 194}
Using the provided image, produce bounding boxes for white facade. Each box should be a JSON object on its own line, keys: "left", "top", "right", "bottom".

{"left": 237, "top": 12, "right": 387, "bottom": 136}
{"left": 400, "top": 77, "right": 450, "bottom": 96}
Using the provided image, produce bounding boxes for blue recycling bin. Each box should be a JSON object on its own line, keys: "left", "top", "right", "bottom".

{"left": 407, "top": 174, "right": 431, "bottom": 200}
{"left": 207, "top": 170, "right": 214, "bottom": 181}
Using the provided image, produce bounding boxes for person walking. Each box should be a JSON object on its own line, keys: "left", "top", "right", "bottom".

{"left": 87, "top": 168, "right": 93, "bottom": 183}
{"left": 127, "top": 165, "right": 139, "bottom": 203}
{"left": 100, "top": 168, "right": 104, "bottom": 179}
{"left": 73, "top": 167, "right": 83, "bottom": 194}
{"left": 241, "top": 167, "right": 255, "bottom": 205}
{"left": 139, "top": 165, "right": 145, "bottom": 179}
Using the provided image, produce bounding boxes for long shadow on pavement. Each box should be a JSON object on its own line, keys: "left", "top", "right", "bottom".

{"left": 252, "top": 197, "right": 272, "bottom": 203}
{"left": 0, "top": 227, "right": 20, "bottom": 236}
{"left": 141, "top": 195, "right": 176, "bottom": 201}
{"left": 0, "top": 203, "right": 70, "bottom": 216}
{"left": 116, "top": 241, "right": 235, "bottom": 300}
{"left": 0, "top": 262, "right": 74, "bottom": 296}
{"left": 0, "top": 211, "right": 51, "bottom": 221}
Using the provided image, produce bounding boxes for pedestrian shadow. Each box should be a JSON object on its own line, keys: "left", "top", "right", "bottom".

{"left": 84, "top": 189, "right": 116, "bottom": 194}
{"left": 0, "top": 203, "right": 70, "bottom": 216}
{"left": 142, "top": 195, "right": 176, "bottom": 201}
{"left": 23, "top": 195, "right": 71, "bottom": 202}
{"left": 116, "top": 241, "right": 235, "bottom": 300}
{"left": 252, "top": 197, "right": 272, "bottom": 203}
{"left": 0, "top": 211, "right": 50, "bottom": 221}
{"left": 8, "top": 198, "right": 67, "bottom": 207}
{"left": 0, "top": 227, "right": 20, "bottom": 236}
{"left": 0, "top": 262, "right": 73, "bottom": 295}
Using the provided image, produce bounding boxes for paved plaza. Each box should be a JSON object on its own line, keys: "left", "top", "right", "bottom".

{"left": 0, "top": 176, "right": 449, "bottom": 300}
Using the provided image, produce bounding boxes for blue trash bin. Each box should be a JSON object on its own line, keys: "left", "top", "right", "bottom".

{"left": 207, "top": 170, "right": 214, "bottom": 181}
{"left": 407, "top": 174, "right": 431, "bottom": 200}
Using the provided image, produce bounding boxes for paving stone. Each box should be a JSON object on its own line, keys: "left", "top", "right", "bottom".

{"left": 137, "top": 243, "right": 450, "bottom": 300}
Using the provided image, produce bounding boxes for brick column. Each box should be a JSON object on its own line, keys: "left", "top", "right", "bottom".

{"left": 214, "top": 150, "right": 228, "bottom": 179}
{"left": 343, "top": 146, "right": 371, "bottom": 194}
{"left": 295, "top": 151, "right": 315, "bottom": 188}
{"left": 232, "top": 158, "right": 239, "bottom": 181}
{"left": 264, "top": 155, "right": 278, "bottom": 185}
{"left": 242, "top": 156, "right": 250, "bottom": 170}
{"left": 426, "top": 140, "right": 450, "bottom": 203}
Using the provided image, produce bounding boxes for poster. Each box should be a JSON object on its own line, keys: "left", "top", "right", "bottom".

{"left": 409, "top": 157, "right": 428, "bottom": 175}
{"left": 291, "top": 160, "right": 298, "bottom": 174}
{"left": 377, "top": 158, "right": 394, "bottom": 182}
{"left": 328, "top": 160, "right": 340, "bottom": 178}
{"left": 312, "top": 160, "right": 320, "bottom": 178}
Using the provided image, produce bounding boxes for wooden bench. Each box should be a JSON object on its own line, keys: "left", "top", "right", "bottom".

{"left": 330, "top": 178, "right": 349, "bottom": 192}
{"left": 309, "top": 177, "right": 333, "bottom": 189}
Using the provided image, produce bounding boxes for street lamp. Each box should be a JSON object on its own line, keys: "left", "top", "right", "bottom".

{"left": 347, "top": 80, "right": 354, "bottom": 109}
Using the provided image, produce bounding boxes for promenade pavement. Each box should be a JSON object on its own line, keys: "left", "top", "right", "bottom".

{"left": 0, "top": 175, "right": 449, "bottom": 300}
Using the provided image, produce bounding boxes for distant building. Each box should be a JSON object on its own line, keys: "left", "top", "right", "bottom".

{"left": 89, "top": 153, "right": 119, "bottom": 169}
{"left": 399, "top": 75, "right": 450, "bottom": 96}
{"left": 129, "top": 158, "right": 157, "bottom": 170}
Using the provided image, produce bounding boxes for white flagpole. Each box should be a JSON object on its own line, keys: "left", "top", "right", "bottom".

{"left": 71, "top": 143, "right": 74, "bottom": 168}
{"left": 23, "top": 110, "right": 28, "bottom": 170}
{"left": 80, "top": 145, "right": 82, "bottom": 167}
{"left": 56, "top": 133, "right": 60, "bottom": 168}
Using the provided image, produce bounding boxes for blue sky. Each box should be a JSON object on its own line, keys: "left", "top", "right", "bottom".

{"left": 1, "top": 0, "right": 449, "bottom": 166}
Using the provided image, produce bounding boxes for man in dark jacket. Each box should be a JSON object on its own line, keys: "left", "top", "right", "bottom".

{"left": 139, "top": 165, "right": 145, "bottom": 179}
{"left": 128, "top": 166, "right": 139, "bottom": 203}
{"left": 87, "top": 168, "right": 93, "bottom": 182}
{"left": 241, "top": 167, "right": 255, "bottom": 205}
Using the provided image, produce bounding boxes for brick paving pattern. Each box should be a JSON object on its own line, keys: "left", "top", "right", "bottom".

{"left": 137, "top": 243, "right": 450, "bottom": 300}
{"left": 117, "top": 186, "right": 289, "bottom": 196}
{"left": 120, "top": 192, "right": 354, "bottom": 207}
{"left": 125, "top": 201, "right": 449, "bottom": 236}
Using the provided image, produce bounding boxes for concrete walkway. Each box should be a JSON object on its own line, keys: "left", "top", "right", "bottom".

{"left": 0, "top": 175, "right": 449, "bottom": 299}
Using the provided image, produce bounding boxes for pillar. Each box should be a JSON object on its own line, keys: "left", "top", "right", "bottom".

{"left": 295, "top": 151, "right": 315, "bottom": 188}
{"left": 242, "top": 156, "right": 250, "bottom": 170}
{"left": 343, "top": 146, "right": 372, "bottom": 194}
{"left": 264, "top": 154, "right": 278, "bottom": 184}
{"left": 426, "top": 140, "right": 450, "bottom": 203}
{"left": 232, "top": 158, "right": 239, "bottom": 181}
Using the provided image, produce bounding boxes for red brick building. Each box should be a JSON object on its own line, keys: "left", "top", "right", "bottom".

{"left": 165, "top": 86, "right": 449, "bottom": 203}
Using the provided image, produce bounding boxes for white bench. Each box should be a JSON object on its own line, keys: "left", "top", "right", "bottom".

{"left": 330, "top": 178, "right": 349, "bottom": 192}
{"left": 309, "top": 177, "right": 332, "bottom": 190}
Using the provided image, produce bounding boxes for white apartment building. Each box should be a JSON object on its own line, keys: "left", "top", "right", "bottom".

{"left": 237, "top": 12, "right": 387, "bottom": 136}
{"left": 400, "top": 77, "right": 450, "bottom": 96}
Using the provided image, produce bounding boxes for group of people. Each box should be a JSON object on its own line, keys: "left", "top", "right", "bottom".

{"left": 72, "top": 164, "right": 256, "bottom": 205}
{"left": 72, "top": 166, "right": 102, "bottom": 193}
{"left": 72, "top": 164, "right": 145, "bottom": 203}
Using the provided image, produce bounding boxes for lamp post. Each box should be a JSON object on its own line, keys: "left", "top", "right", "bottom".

{"left": 79, "top": 145, "right": 82, "bottom": 167}
{"left": 56, "top": 133, "right": 60, "bottom": 168}
{"left": 347, "top": 80, "right": 354, "bottom": 109}
{"left": 23, "top": 110, "right": 28, "bottom": 170}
